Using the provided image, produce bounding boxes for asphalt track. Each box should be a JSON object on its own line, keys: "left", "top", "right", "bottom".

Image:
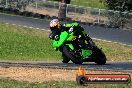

{"left": 0, "top": 61, "right": 132, "bottom": 72}
{"left": 0, "top": 13, "right": 132, "bottom": 45}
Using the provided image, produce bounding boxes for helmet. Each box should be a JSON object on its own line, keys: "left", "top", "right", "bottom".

{"left": 50, "top": 19, "right": 60, "bottom": 31}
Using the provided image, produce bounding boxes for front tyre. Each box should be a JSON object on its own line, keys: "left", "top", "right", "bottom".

{"left": 93, "top": 47, "right": 106, "bottom": 65}
{"left": 62, "top": 53, "right": 70, "bottom": 63}
{"left": 62, "top": 46, "right": 83, "bottom": 64}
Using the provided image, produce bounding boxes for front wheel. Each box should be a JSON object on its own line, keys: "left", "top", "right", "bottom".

{"left": 62, "top": 53, "right": 70, "bottom": 63}
{"left": 62, "top": 46, "right": 83, "bottom": 64}
{"left": 92, "top": 47, "right": 106, "bottom": 65}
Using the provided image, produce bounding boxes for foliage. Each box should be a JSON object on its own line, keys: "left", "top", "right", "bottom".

{"left": 105, "top": 0, "right": 132, "bottom": 28}
{"left": 0, "top": 0, "right": 33, "bottom": 10}
{"left": 105, "top": 0, "right": 132, "bottom": 12}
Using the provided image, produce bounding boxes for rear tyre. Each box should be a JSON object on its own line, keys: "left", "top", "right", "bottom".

{"left": 62, "top": 46, "right": 83, "bottom": 64}
{"left": 95, "top": 57, "right": 106, "bottom": 65}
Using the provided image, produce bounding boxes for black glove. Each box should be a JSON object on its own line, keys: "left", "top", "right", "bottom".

{"left": 49, "top": 33, "right": 54, "bottom": 39}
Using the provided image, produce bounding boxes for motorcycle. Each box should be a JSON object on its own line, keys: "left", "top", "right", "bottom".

{"left": 50, "top": 28, "right": 106, "bottom": 65}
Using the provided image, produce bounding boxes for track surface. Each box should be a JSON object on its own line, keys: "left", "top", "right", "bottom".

{"left": 0, "top": 13, "right": 132, "bottom": 45}
{"left": 0, "top": 61, "right": 132, "bottom": 72}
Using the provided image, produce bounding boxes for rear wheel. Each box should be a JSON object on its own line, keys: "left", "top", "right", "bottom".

{"left": 62, "top": 46, "right": 83, "bottom": 64}
{"left": 95, "top": 57, "right": 106, "bottom": 65}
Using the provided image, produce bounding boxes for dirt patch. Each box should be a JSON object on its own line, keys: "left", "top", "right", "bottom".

{"left": 26, "top": 6, "right": 59, "bottom": 17}
{"left": 0, "top": 67, "right": 76, "bottom": 82}
{"left": 0, "top": 66, "right": 131, "bottom": 83}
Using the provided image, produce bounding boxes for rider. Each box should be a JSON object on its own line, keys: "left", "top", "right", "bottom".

{"left": 49, "top": 19, "right": 90, "bottom": 43}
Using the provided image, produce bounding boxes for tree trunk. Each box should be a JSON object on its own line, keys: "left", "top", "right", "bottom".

{"left": 58, "top": 0, "right": 70, "bottom": 20}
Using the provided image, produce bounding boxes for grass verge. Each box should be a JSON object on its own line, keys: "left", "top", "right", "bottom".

{"left": 95, "top": 40, "right": 132, "bottom": 61}
{"left": 50, "top": 0, "right": 106, "bottom": 9}
{"left": 70, "top": 0, "right": 106, "bottom": 9}
{"left": 0, "top": 23, "right": 61, "bottom": 61}
{"left": 0, "top": 77, "right": 131, "bottom": 88}
{"left": 0, "top": 23, "right": 132, "bottom": 61}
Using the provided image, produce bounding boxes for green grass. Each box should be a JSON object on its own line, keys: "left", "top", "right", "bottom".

{"left": 0, "top": 23, "right": 61, "bottom": 61}
{"left": 70, "top": 0, "right": 106, "bottom": 9}
{"left": 0, "top": 23, "right": 132, "bottom": 61}
{"left": 50, "top": 0, "right": 106, "bottom": 9}
{"left": 95, "top": 40, "right": 132, "bottom": 61}
{"left": 0, "top": 77, "right": 131, "bottom": 88}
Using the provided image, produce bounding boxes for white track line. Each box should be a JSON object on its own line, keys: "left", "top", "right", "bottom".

{"left": 23, "top": 26, "right": 28, "bottom": 28}
{"left": 92, "top": 38, "right": 132, "bottom": 46}
{"left": 5, "top": 23, "right": 132, "bottom": 46}
{"left": 29, "top": 27, "right": 33, "bottom": 29}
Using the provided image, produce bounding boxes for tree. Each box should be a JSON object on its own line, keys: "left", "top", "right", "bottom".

{"left": 57, "top": 0, "right": 71, "bottom": 20}
{"left": 106, "top": 0, "right": 132, "bottom": 12}
{"left": 105, "top": 0, "right": 132, "bottom": 28}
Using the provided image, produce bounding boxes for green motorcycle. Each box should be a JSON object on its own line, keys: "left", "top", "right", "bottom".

{"left": 51, "top": 28, "right": 106, "bottom": 65}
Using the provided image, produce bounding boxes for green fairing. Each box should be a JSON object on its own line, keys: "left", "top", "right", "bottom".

{"left": 65, "top": 22, "right": 86, "bottom": 36}
{"left": 67, "top": 32, "right": 76, "bottom": 41}
{"left": 53, "top": 31, "right": 76, "bottom": 48}
{"left": 53, "top": 31, "right": 68, "bottom": 48}
{"left": 65, "top": 22, "right": 79, "bottom": 27}
{"left": 82, "top": 49, "right": 92, "bottom": 58}
{"left": 66, "top": 44, "right": 74, "bottom": 50}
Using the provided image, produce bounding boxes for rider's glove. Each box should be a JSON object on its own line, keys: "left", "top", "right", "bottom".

{"left": 49, "top": 33, "right": 54, "bottom": 39}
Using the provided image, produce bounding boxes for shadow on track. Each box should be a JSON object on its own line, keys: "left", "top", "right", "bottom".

{"left": 0, "top": 61, "right": 132, "bottom": 72}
